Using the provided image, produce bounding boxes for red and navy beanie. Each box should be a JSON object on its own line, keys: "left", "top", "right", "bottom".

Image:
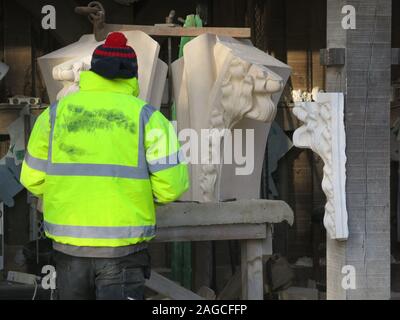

{"left": 91, "top": 32, "right": 138, "bottom": 79}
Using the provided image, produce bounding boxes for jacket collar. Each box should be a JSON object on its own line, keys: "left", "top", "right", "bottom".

{"left": 79, "top": 71, "right": 140, "bottom": 97}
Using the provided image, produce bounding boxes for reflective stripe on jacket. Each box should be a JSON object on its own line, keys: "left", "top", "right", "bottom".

{"left": 20, "top": 71, "right": 189, "bottom": 247}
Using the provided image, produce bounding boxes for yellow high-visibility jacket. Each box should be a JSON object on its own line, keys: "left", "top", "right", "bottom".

{"left": 20, "top": 71, "right": 189, "bottom": 247}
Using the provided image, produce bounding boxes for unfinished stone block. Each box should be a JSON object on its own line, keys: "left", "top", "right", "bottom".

{"left": 292, "top": 93, "right": 348, "bottom": 240}
{"left": 38, "top": 31, "right": 167, "bottom": 108}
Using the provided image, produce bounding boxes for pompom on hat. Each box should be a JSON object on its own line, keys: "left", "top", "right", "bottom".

{"left": 91, "top": 32, "right": 138, "bottom": 79}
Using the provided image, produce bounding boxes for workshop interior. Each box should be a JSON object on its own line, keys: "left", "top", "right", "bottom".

{"left": 0, "top": 0, "right": 399, "bottom": 300}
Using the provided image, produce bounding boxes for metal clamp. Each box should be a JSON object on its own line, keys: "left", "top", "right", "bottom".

{"left": 75, "top": 1, "right": 107, "bottom": 41}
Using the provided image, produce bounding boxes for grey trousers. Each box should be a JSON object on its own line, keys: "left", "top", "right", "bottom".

{"left": 54, "top": 249, "right": 151, "bottom": 300}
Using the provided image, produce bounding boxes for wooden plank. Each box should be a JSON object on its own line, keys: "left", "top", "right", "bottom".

{"left": 286, "top": 0, "right": 309, "bottom": 90}
{"left": 155, "top": 224, "right": 267, "bottom": 242}
{"left": 145, "top": 271, "right": 204, "bottom": 300}
{"left": 310, "top": 0, "right": 326, "bottom": 89}
{"left": 105, "top": 24, "right": 251, "bottom": 38}
{"left": 289, "top": 150, "right": 314, "bottom": 259}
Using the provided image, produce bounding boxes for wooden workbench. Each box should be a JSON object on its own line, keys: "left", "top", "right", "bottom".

{"left": 149, "top": 199, "right": 294, "bottom": 300}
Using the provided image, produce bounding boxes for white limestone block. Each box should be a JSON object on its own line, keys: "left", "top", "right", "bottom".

{"left": 148, "top": 59, "right": 168, "bottom": 109}
{"left": 171, "top": 58, "right": 193, "bottom": 201}
{"left": 171, "top": 58, "right": 189, "bottom": 131}
{"left": 292, "top": 93, "right": 348, "bottom": 240}
{"left": 38, "top": 31, "right": 166, "bottom": 107}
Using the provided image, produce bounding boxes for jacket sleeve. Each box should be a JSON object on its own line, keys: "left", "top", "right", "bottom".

{"left": 144, "top": 108, "right": 189, "bottom": 204}
{"left": 20, "top": 108, "right": 50, "bottom": 197}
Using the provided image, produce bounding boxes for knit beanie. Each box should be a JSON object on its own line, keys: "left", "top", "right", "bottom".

{"left": 91, "top": 32, "right": 138, "bottom": 79}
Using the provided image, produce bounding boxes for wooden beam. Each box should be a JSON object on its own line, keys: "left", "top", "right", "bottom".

{"left": 105, "top": 24, "right": 251, "bottom": 38}
{"left": 145, "top": 271, "right": 204, "bottom": 300}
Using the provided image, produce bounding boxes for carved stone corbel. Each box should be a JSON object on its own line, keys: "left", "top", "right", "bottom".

{"left": 200, "top": 57, "right": 283, "bottom": 202}
{"left": 172, "top": 34, "right": 291, "bottom": 202}
{"left": 292, "top": 93, "right": 348, "bottom": 240}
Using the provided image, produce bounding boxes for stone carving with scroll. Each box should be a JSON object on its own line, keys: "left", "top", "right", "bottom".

{"left": 38, "top": 31, "right": 167, "bottom": 108}
{"left": 172, "top": 34, "right": 291, "bottom": 202}
{"left": 292, "top": 93, "right": 348, "bottom": 240}
{"left": 52, "top": 56, "right": 91, "bottom": 100}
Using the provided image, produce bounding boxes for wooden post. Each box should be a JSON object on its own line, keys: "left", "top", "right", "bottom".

{"left": 325, "top": 0, "right": 391, "bottom": 299}
{"left": 241, "top": 239, "right": 264, "bottom": 300}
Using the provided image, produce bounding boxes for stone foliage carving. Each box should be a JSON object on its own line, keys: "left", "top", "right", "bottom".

{"left": 172, "top": 34, "right": 291, "bottom": 202}
{"left": 201, "top": 58, "right": 284, "bottom": 201}
{"left": 292, "top": 93, "right": 348, "bottom": 240}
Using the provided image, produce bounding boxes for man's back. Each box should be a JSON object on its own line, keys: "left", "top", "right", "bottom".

{"left": 20, "top": 32, "right": 189, "bottom": 300}
{"left": 21, "top": 70, "right": 189, "bottom": 249}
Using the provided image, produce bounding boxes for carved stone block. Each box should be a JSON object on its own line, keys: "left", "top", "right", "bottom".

{"left": 172, "top": 34, "right": 291, "bottom": 202}
{"left": 292, "top": 93, "right": 348, "bottom": 240}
